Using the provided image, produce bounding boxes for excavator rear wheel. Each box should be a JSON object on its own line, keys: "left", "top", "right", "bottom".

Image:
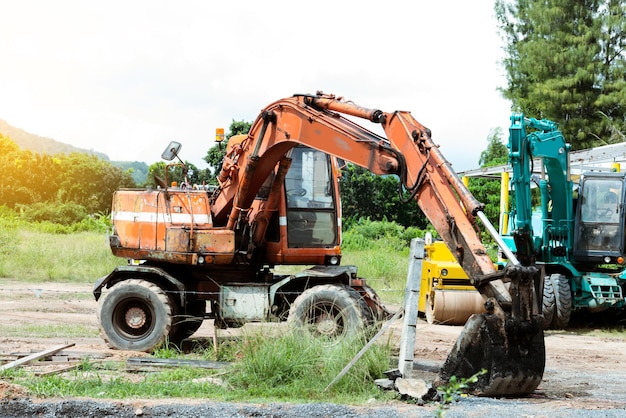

{"left": 98, "top": 279, "right": 173, "bottom": 352}
{"left": 541, "top": 277, "right": 555, "bottom": 330}
{"left": 287, "top": 284, "right": 374, "bottom": 344}
{"left": 550, "top": 273, "right": 572, "bottom": 329}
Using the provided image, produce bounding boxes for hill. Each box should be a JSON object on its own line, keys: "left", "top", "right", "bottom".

{"left": 0, "top": 118, "right": 148, "bottom": 184}
{"left": 0, "top": 118, "right": 109, "bottom": 159}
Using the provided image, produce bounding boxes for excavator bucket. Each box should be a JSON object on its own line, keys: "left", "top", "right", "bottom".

{"left": 437, "top": 265, "right": 546, "bottom": 397}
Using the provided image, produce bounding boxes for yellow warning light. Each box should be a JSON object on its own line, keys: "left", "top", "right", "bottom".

{"left": 216, "top": 128, "right": 225, "bottom": 143}
{"left": 611, "top": 162, "right": 620, "bottom": 172}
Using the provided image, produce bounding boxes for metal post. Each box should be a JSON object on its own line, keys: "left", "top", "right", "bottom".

{"left": 398, "top": 238, "right": 424, "bottom": 378}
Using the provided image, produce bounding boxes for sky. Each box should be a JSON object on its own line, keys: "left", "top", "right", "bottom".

{"left": 0, "top": 0, "right": 512, "bottom": 172}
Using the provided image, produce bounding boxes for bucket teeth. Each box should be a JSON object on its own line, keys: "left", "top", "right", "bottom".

{"left": 436, "top": 300, "right": 545, "bottom": 397}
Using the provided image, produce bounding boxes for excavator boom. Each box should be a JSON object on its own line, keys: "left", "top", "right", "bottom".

{"left": 213, "top": 92, "right": 545, "bottom": 396}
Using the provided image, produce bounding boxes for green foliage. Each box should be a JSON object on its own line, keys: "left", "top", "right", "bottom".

{"left": 145, "top": 160, "right": 211, "bottom": 189}
{"left": 342, "top": 218, "right": 424, "bottom": 252}
{"left": 111, "top": 160, "right": 149, "bottom": 185}
{"left": 226, "top": 330, "right": 392, "bottom": 400}
{"left": 468, "top": 129, "right": 508, "bottom": 230}
{"left": 0, "top": 323, "right": 98, "bottom": 338}
{"left": 435, "top": 369, "right": 487, "bottom": 417}
{"left": 478, "top": 128, "right": 508, "bottom": 167}
{"left": 0, "top": 134, "right": 135, "bottom": 216}
{"left": 228, "top": 332, "right": 323, "bottom": 390}
{"left": 495, "top": 0, "right": 626, "bottom": 149}
{"left": 18, "top": 202, "right": 87, "bottom": 225}
{"left": 341, "top": 219, "right": 426, "bottom": 304}
{"left": 203, "top": 119, "right": 252, "bottom": 181}
{"left": 339, "top": 165, "right": 428, "bottom": 229}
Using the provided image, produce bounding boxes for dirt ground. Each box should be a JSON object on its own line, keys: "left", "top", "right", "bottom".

{"left": 1, "top": 279, "right": 625, "bottom": 417}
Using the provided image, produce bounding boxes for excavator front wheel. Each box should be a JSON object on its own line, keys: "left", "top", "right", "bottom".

{"left": 98, "top": 279, "right": 173, "bottom": 352}
{"left": 287, "top": 284, "right": 374, "bottom": 344}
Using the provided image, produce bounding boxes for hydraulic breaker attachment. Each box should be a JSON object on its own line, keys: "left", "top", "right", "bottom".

{"left": 436, "top": 264, "right": 546, "bottom": 396}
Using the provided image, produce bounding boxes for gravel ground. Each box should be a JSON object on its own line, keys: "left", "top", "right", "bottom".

{"left": 1, "top": 397, "right": 626, "bottom": 418}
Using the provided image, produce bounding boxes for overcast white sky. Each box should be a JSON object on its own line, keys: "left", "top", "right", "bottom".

{"left": 0, "top": 0, "right": 512, "bottom": 172}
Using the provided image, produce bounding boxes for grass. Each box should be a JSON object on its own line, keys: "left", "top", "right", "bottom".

{"left": 3, "top": 330, "right": 398, "bottom": 404}
{"left": 0, "top": 225, "right": 403, "bottom": 403}
{"left": 341, "top": 237, "right": 410, "bottom": 306}
{"left": 0, "top": 226, "right": 410, "bottom": 305}
{"left": 0, "top": 229, "right": 125, "bottom": 283}
{"left": 0, "top": 323, "right": 99, "bottom": 338}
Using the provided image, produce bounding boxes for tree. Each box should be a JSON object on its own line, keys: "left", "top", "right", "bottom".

{"left": 145, "top": 160, "right": 208, "bottom": 189}
{"left": 0, "top": 134, "right": 135, "bottom": 216}
{"left": 339, "top": 165, "right": 428, "bottom": 229}
{"left": 479, "top": 128, "right": 508, "bottom": 167}
{"left": 495, "top": 0, "right": 626, "bottom": 149}
{"left": 467, "top": 129, "right": 508, "bottom": 228}
{"left": 203, "top": 120, "right": 252, "bottom": 182}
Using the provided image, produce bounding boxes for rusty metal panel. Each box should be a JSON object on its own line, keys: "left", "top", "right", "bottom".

{"left": 194, "top": 229, "right": 234, "bottom": 254}
{"left": 111, "top": 189, "right": 235, "bottom": 264}
{"left": 111, "top": 190, "right": 160, "bottom": 251}
{"left": 165, "top": 228, "right": 190, "bottom": 253}
{"left": 165, "top": 191, "right": 213, "bottom": 227}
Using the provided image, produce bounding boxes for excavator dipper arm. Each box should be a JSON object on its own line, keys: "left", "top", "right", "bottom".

{"left": 213, "top": 92, "right": 545, "bottom": 396}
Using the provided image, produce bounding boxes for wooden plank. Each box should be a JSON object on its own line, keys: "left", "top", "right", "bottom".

{"left": 126, "top": 357, "right": 230, "bottom": 372}
{"left": 34, "top": 363, "right": 80, "bottom": 377}
{"left": 32, "top": 359, "right": 107, "bottom": 377}
{"left": 0, "top": 343, "right": 75, "bottom": 372}
{"left": 8, "top": 350, "right": 109, "bottom": 361}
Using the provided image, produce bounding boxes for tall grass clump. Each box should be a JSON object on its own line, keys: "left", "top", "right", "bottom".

{"left": 226, "top": 330, "right": 394, "bottom": 402}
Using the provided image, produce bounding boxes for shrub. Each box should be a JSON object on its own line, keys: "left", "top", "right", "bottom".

{"left": 342, "top": 219, "right": 425, "bottom": 251}
{"left": 18, "top": 202, "right": 87, "bottom": 225}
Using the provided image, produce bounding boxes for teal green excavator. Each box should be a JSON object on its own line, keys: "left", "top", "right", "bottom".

{"left": 504, "top": 115, "right": 625, "bottom": 329}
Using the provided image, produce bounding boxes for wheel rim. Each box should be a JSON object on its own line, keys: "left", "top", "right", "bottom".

{"left": 112, "top": 297, "right": 155, "bottom": 340}
{"left": 304, "top": 302, "right": 346, "bottom": 339}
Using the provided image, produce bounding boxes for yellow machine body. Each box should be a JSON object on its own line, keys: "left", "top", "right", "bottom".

{"left": 419, "top": 241, "right": 485, "bottom": 325}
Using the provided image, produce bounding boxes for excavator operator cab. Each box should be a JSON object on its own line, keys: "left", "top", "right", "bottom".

{"left": 284, "top": 146, "right": 339, "bottom": 248}
{"left": 573, "top": 172, "right": 626, "bottom": 264}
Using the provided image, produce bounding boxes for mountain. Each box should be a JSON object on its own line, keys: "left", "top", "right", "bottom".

{"left": 0, "top": 118, "right": 108, "bottom": 159}
{"left": 0, "top": 118, "right": 148, "bottom": 184}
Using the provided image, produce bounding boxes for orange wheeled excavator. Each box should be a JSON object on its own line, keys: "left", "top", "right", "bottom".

{"left": 94, "top": 92, "right": 545, "bottom": 396}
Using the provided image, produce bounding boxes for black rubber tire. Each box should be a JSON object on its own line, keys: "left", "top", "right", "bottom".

{"left": 98, "top": 279, "right": 173, "bottom": 352}
{"left": 550, "top": 273, "right": 572, "bottom": 329}
{"left": 287, "top": 284, "right": 374, "bottom": 343}
{"left": 169, "top": 300, "right": 206, "bottom": 343}
{"left": 541, "top": 277, "right": 556, "bottom": 330}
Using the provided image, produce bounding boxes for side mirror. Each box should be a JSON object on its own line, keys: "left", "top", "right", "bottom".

{"left": 161, "top": 141, "right": 182, "bottom": 161}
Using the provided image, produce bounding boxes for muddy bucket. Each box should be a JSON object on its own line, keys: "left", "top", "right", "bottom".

{"left": 436, "top": 300, "right": 545, "bottom": 397}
